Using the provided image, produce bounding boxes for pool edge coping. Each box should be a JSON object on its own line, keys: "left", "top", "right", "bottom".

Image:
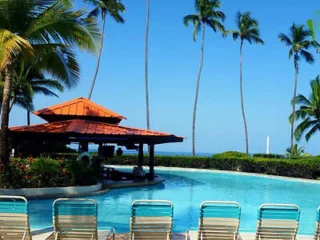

{"left": 106, "top": 165, "right": 320, "bottom": 184}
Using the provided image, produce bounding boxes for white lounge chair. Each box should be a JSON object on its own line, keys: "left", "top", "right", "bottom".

{"left": 0, "top": 195, "right": 32, "bottom": 240}
{"left": 130, "top": 200, "right": 174, "bottom": 240}
{"left": 186, "top": 201, "right": 241, "bottom": 240}
{"left": 52, "top": 198, "right": 115, "bottom": 240}
{"left": 255, "top": 204, "right": 300, "bottom": 240}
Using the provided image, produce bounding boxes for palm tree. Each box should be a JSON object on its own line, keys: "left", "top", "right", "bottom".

{"left": 286, "top": 144, "right": 305, "bottom": 158}
{"left": 87, "top": 0, "right": 125, "bottom": 100}
{"left": 279, "top": 23, "right": 319, "bottom": 151}
{"left": 1, "top": 59, "right": 65, "bottom": 125}
{"left": 229, "top": 12, "right": 264, "bottom": 155}
{"left": 145, "top": 0, "right": 150, "bottom": 131}
{"left": 0, "top": 0, "right": 100, "bottom": 164}
{"left": 184, "top": 0, "right": 225, "bottom": 156}
{"left": 290, "top": 76, "right": 320, "bottom": 142}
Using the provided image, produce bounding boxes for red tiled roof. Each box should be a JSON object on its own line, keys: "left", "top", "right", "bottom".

{"left": 33, "top": 97, "right": 125, "bottom": 123}
{"left": 10, "top": 119, "right": 176, "bottom": 137}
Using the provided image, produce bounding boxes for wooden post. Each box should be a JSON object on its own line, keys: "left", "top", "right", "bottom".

{"left": 148, "top": 144, "right": 154, "bottom": 181}
{"left": 138, "top": 143, "right": 143, "bottom": 167}
{"left": 79, "top": 142, "right": 89, "bottom": 153}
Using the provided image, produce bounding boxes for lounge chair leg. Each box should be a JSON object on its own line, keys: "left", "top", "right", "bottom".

{"left": 22, "top": 231, "right": 27, "bottom": 240}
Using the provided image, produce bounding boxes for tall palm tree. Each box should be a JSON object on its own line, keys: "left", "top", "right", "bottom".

{"left": 290, "top": 76, "right": 320, "bottom": 142}
{"left": 87, "top": 0, "right": 125, "bottom": 100}
{"left": 184, "top": 0, "right": 225, "bottom": 156}
{"left": 0, "top": 0, "right": 100, "bottom": 164}
{"left": 279, "top": 23, "right": 319, "bottom": 151}
{"left": 229, "top": 12, "right": 264, "bottom": 155}
{"left": 145, "top": 0, "right": 150, "bottom": 131}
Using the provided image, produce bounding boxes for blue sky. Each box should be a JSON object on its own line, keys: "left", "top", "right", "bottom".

{"left": 10, "top": 0, "right": 320, "bottom": 155}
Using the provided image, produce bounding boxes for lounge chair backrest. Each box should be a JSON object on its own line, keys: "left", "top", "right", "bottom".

{"left": 53, "top": 198, "right": 98, "bottom": 240}
{"left": 198, "top": 201, "right": 241, "bottom": 240}
{"left": 314, "top": 207, "right": 320, "bottom": 240}
{"left": 256, "top": 204, "right": 300, "bottom": 240}
{"left": 0, "top": 195, "right": 31, "bottom": 240}
{"left": 130, "top": 200, "right": 173, "bottom": 240}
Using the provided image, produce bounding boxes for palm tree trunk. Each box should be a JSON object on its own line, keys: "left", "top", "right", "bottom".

{"left": 27, "top": 109, "right": 30, "bottom": 126}
{"left": 240, "top": 40, "right": 249, "bottom": 155}
{"left": 88, "top": 16, "right": 106, "bottom": 100}
{"left": 291, "top": 57, "right": 298, "bottom": 151}
{"left": 192, "top": 24, "right": 206, "bottom": 156}
{"left": 145, "top": 0, "right": 151, "bottom": 131}
{"left": 0, "top": 64, "right": 13, "bottom": 165}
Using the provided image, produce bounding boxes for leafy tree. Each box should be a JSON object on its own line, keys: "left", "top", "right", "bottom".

{"left": 229, "top": 11, "right": 264, "bottom": 155}
{"left": 86, "top": 0, "right": 125, "bottom": 99}
{"left": 290, "top": 76, "right": 320, "bottom": 142}
{"left": 184, "top": 0, "right": 225, "bottom": 156}
{"left": 279, "top": 23, "right": 319, "bottom": 151}
{"left": 0, "top": 0, "right": 100, "bottom": 164}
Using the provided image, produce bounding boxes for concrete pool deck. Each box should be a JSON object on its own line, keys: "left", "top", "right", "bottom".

{"left": 31, "top": 231, "right": 315, "bottom": 239}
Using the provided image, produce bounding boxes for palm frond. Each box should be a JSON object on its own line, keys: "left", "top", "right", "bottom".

{"left": 300, "top": 49, "right": 315, "bottom": 64}
{"left": 183, "top": 14, "right": 200, "bottom": 27}
{"left": 293, "top": 94, "right": 311, "bottom": 106}
{"left": 0, "top": 29, "right": 34, "bottom": 72}
{"left": 31, "top": 79, "right": 64, "bottom": 92}
{"left": 25, "top": 2, "right": 101, "bottom": 53}
{"left": 232, "top": 31, "right": 240, "bottom": 41}
{"left": 278, "top": 33, "right": 292, "bottom": 46}
{"left": 294, "top": 117, "right": 317, "bottom": 141}
{"left": 305, "top": 124, "right": 320, "bottom": 141}
{"left": 208, "top": 19, "right": 225, "bottom": 33}
{"left": 33, "top": 44, "right": 80, "bottom": 88}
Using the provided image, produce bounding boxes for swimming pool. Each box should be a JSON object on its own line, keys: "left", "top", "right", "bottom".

{"left": 29, "top": 168, "right": 320, "bottom": 234}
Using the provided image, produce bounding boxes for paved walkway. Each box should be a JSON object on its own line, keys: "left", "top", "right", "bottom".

{"left": 32, "top": 231, "right": 314, "bottom": 240}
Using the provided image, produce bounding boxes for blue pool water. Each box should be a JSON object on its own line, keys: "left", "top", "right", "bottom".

{"left": 29, "top": 168, "right": 320, "bottom": 234}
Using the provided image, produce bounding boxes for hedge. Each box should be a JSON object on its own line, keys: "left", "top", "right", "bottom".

{"left": 104, "top": 155, "right": 320, "bottom": 180}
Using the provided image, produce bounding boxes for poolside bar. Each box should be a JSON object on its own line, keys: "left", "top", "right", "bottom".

{"left": 9, "top": 97, "right": 183, "bottom": 181}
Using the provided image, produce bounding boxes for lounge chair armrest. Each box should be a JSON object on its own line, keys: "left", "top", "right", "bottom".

{"left": 185, "top": 227, "right": 198, "bottom": 240}
{"left": 185, "top": 229, "right": 189, "bottom": 240}
{"left": 54, "top": 232, "right": 59, "bottom": 240}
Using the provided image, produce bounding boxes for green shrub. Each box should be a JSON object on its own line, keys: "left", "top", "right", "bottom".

{"left": 104, "top": 155, "right": 320, "bottom": 180}
{"left": 253, "top": 153, "right": 285, "bottom": 159}
{"left": 1, "top": 157, "right": 98, "bottom": 188}
{"left": 212, "top": 151, "right": 248, "bottom": 158}
{"left": 66, "top": 159, "right": 97, "bottom": 186}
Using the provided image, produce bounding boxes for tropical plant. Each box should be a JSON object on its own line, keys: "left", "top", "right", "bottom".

{"left": 145, "top": 0, "right": 151, "bottom": 131}
{"left": 307, "top": 10, "right": 320, "bottom": 40}
{"left": 279, "top": 23, "right": 320, "bottom": 152}
{"left": 290, "top": 76, "right": 320, "bottom": 142}
{"left": 0, "top": 0, "right": 100, "bottom": 164}
{"left": 0, "top": 59, "right": 65, "bottom": 125}
{"left": 286, "top": 144, "right": 305, "bottom": 158}
{"left": 86, "top": 0, "right": 125, "bottom": 100}
{"left": 228, "top": 11, "right": 264, "bottom": 155}
{"left": 184, "top": 0, "right": 225, "bottom": 156}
